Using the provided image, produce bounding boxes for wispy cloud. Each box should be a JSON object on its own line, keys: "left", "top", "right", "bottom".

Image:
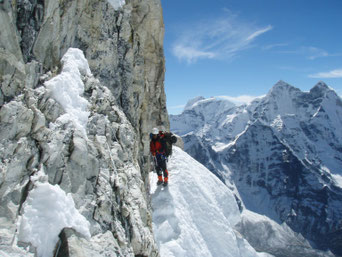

{"left": 246, "top": 25, "right": 273, "bottom": 41}
{"left": 172, "top": 13, "right": 272, "bottom": 63}
{"left": 216, "top": 95, "right": 264, "bottom": 105}
{"left": 309, "top": 68, "right": 342, "bottom": 78}
{"left": 172, "top": 45, "right": 216, "bottom": 63}
{"left": 276, "top": 46, "right": 335, "bottom": 60}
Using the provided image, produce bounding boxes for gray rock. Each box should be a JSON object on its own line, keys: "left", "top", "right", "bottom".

{"left": 174, "top": 134, "right": 184, "bottom": 150}
{"left": 0, "top": 0, "right": 167, "bottom": 256}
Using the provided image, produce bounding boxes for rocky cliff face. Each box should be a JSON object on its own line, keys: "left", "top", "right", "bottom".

{"left": 1, "top": 0, "right": 167, "bottom": 256}
{"left": 170, "top": 81, "right": 342, "bottom": 256}
{"left": 1, "top": 0, "right": 169, "bottom": 172}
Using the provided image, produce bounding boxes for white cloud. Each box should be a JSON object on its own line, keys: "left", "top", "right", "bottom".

{"left": 172, "top": 45, "right": 216, "bottom": 63}
{"left": 246, "top": 25, "right": 273, "bottom": 41}
{"left": 172, "top": 13, "right": 272, "bottom": 63}
{"left": 216, "top": 95, "right": 265, "bottom": 106}
{"left": 309, "top": 68, "right": 342, "bottom": 78}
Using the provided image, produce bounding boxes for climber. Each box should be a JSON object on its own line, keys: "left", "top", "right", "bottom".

{"left": 150, "top": 127, "right": 169, "bottom": 186}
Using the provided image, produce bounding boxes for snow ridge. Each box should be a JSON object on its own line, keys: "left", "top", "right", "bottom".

{"left": 151, "top": 147, "right": 272, "bottom": 257}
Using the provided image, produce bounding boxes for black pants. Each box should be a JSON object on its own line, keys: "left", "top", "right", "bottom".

{"left": 155, "top": 154, "right": 168, "bottom": 180}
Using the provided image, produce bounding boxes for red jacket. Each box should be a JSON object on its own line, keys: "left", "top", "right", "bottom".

{"left": 150, "top": 138, "right": 165, "bottom": 156}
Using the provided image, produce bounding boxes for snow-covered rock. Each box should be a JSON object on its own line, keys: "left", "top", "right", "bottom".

{"left": 18, "top": 168, "right": 91, "bottom": 257}
{"left": 1, "top": 47, "right": 160, "bottom": 256}
{"left": 236, "top": 210, "right": 334, "bottom": 257}
{"left": 108, "top": 0, "right": 126, "bottom": 10}
{"left": 1, "top": 0, "right": 169, "bottom": 171}
{"left": 1, "top": 0, "right": 168, "bottom": 255}
{"left": 170, "top": 81, "right": 342, "bottom": 256}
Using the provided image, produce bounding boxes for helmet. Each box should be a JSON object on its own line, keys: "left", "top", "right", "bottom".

{"left": 152, "top": 128, "right": 159, "bottom": 135}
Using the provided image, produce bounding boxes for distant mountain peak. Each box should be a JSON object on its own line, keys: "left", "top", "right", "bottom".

{"left": 183, "top": 96, "right": 236, "bottom": 116}
{"left": 268, "top": 80, "right": 300, "bottom": 96}
{"left": 314, "top": 81, "right": 329, "bottom": 88}
{"left": 310, "top": 81, "right": 331, "bottom": 97}
{"left": 275, "top": 80, "right": 290, "bottom": 87}
{"left": 184, "top": 96, "right": 205, "bottom": 111}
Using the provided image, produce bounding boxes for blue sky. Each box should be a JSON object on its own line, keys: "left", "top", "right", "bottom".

{"left": 161, "top": 0, "right": 342, "bottom": 114}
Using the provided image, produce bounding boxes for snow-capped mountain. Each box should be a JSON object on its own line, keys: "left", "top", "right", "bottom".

{"left": 170, "top": 81, "right": 342, "bottom": 256}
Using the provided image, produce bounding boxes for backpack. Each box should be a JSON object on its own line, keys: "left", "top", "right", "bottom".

{"left": 162, "top": 132, "right": 177, "bottom": 157}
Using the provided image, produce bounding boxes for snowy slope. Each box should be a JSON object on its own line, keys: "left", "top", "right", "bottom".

{"left": 150, "top": 147, "right": 273, "bottom": 257}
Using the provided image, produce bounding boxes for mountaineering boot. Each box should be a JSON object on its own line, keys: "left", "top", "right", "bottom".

{"left": 163, "top": 176, "right": 168, "bottom": 187}
{"left": 157, "top": 176, "right": 163, "bottom": 185}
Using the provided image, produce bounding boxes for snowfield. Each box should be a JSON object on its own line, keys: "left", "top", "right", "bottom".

{"left": 150, "top": 146, "right": 273, "bottom": 257}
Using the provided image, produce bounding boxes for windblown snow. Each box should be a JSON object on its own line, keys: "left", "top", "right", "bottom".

{"left": 150, "top": 147, "right": 272, "bottom": 257}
